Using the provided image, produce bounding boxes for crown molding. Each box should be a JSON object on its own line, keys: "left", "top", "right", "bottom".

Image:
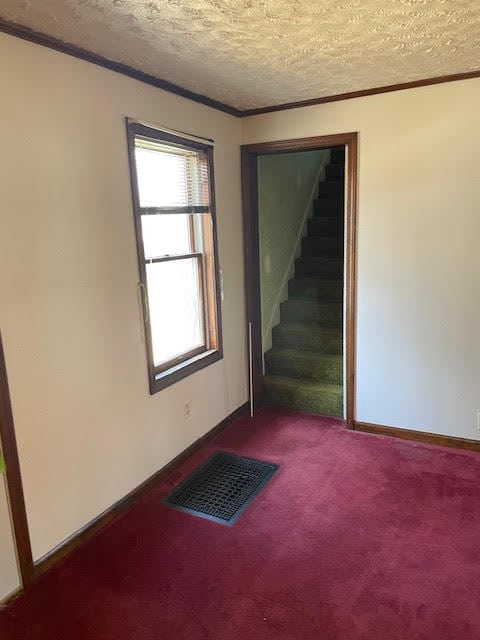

{"left": 1, "top": 17, "right": 479, "bottom": 119}
{"left": 240, "top": 69, "right": 480, "bottom": 116}
{"left": 0, "top": 17, "right": 242, "bottom": 117}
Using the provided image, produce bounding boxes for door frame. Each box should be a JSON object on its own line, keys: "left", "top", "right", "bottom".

{"left": 241, "top": 132, "right": 358, "bottom": 428}
{"left": 0, "top": 333, "right": 34, "bottom": 587}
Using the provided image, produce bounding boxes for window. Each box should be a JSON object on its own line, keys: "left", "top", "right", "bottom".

{"left": 126, "top": 122, "right": 223, "bottom": 393}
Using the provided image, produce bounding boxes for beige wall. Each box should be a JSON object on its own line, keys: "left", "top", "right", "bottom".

{"left": 243, "top": 78, "right": 480, "bottom": 439}
{"left": 2, "top": 29, "right": 479, "bottom": 565}
{"left": 0, "top": 474, "right": 19, "bottom": 601}
{"left": 0, "top": 33, "right": 246, "bottom": 560}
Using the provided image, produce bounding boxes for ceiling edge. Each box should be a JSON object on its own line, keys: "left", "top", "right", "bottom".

{"left": 0, "top": 17, "right": 243, "bottom": 117}
{"left": 1, "top": 17, "right": 479, "bottom": 120}
{"left": 240, "top": 69, "right": 480, "bottom": 116}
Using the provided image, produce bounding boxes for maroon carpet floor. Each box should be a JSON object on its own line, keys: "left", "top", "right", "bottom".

{"left": 2, "top": 407, "right": 480, "bottom": 639}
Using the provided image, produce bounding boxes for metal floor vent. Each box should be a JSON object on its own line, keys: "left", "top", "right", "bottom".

{"left": 162, "top": 451, "right": 279, "bottom": 525}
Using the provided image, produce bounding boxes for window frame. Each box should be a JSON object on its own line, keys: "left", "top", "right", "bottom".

{"left": 126, "top": 121, "right": 223, "bottom": 394}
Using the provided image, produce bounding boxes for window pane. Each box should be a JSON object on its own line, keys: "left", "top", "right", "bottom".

{"left": 141, "top": 214, "right": 191, "bottom": 259}
{"left": 134, "top": 140, "right": 210, "bottom": 208}
{"left": 135, "top": 146, "right": 186, "bottom": 207}
{"left": 146, "top": 258, "right": 205, "bottom": 367}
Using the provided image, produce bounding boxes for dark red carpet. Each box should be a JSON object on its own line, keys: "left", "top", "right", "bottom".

{"left": 2, "top": 407, "right": 480, "bottom": 639}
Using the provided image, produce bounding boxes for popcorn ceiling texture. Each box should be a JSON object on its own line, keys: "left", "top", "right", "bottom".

{"left": 1, "top": 0, "right": 479, "bottom": 109}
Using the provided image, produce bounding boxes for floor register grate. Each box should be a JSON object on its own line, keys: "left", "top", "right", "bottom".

{"left": 162, "top": 451, "right": 279, "bottom": 525}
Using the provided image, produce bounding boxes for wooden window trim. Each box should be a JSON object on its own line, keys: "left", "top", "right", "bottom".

{"left": 126, "top": 121, "right": 223, "bottom": 395}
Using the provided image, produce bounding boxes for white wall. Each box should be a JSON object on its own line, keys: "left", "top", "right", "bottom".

{"left": 0, "top": 33, "right": 246, "bottom": 561}
{"left": 0, "top": 474, "right": 20, "bottom": 602}
{"left": 243, "top": 79, "right": 480, "bottom": 439}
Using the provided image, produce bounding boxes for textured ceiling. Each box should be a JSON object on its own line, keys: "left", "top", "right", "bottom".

{"left": 1, "top": 0, "right": 479, "bottom": 110}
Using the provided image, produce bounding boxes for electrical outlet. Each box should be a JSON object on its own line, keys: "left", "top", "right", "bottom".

{"left": 477, "top": 411, "right": 480, "bottom": 431}
{"left": 184, "top": 401, "right": 191, "bottom": 419}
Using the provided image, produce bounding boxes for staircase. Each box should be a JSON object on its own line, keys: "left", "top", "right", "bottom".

{"left": 264, "top": 147, "right": 345, "bottom": 416}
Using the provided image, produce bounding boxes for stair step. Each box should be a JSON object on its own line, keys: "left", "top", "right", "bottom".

{"left": 308, "top": 216, "right": 343, "bottom": 236}
{"left": 265, "top": 349, "right": 342, "bottom": 384}
{"left": 272, "top": 323, "right": 343, "bottom": 354}
{"left": 302, "top": 236, "right": 343, "bottom": 257}
{"left": 280, "top": 299, "right": 343, "bottom": 325}
{"left": 264, "top": 375, "right": 343, "bottom": 417}
{"left": 288, "top": 277, "right": 343, "bottom": 301}
{"left": 313, "top": 198, "right": 344, "bottom": 216}
{"left": 330, "top": 148, "right": 345, "bottom": 164}
{"left": 325, "top": 164, "right": 344, "bottom": 180}
{"left": 318, "top": 181, "right": 343, "bottom": 197}
{"left": 295, "top": 256, "right": 343, "bottom": 278}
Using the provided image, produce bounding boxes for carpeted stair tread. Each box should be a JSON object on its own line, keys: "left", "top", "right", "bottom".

{"left": 280, "top": 299, "right": 343, "bottom": 325}
{"left": 288, "top": 277, "right": 343, "bottom": 301}
{"left": 272, "top": 323, "right": 342, "bottom": 354}
{"left": 313, "top": 198, "right": 344, "bottom": 216}
{"left": 264, "top": 375, "right": 343, "bottom": 416}
{"left": 330, "top": 148, "right": 345, "bottom": 164}
{"left": 295, "top": 256, "right": 343, "bottom": 277}
{"left": 265, "top": 348, "right": 342, "bottom": 383}
{"left": 308, "top": 216, "right": 343, "bottom": 236}
{"left": 325, "top": 163, "right": 344, "bottom": 180}
{"left": 318, "top": 181, "right": 343, "bottom": 197}
{"left": 301, "top": 236, "right": 344, "bottom": 257}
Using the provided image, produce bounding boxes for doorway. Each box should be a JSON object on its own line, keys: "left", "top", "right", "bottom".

{"left": 241, "top": 133, "right": 358, "bottom": 427}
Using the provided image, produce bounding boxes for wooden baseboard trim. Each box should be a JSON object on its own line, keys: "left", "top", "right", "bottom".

{"left": 0, "top": 585, "right": 23, "bottom": 608}
{"left": 354, "top": 421, "right": 480, "bottom": 452}
{"left": 33, "top": 401, "right": 249, "bottom": 580}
